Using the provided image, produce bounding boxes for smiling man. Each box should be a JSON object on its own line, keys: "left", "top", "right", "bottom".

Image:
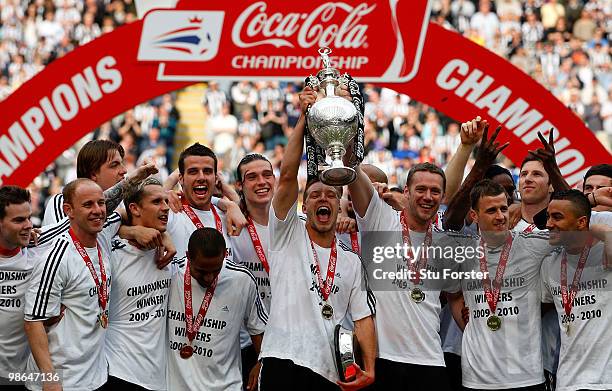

{"left": 165, "top": 143, "right": 239, "bottom": 268}
{"left": 104, "top": 178, "right": 176, "bottom": 390}
{"left": 166, "top": 228, "right": 267, "bottom": 391}
{"left": 0, "top": 186, "right": 36, "bottom": 390}
{"left": 541, "top": 190, "right": 612, "bottom": 391}
{"left": 516, "top": 156, "right": 552, "bottom": 233}
{"left": 24, "top": 179, "right": 122, "bottom": 391}
{"left": 454, "top": 180, "right": 552, "bottom": 391}
{"left": 348, "top": 159, "right": 467, "bottom": 391}
{"left": 42, "top": 140, "right": 128, "bottom": 226}
{"left": 229, "top": 153, "right": 275, "bottom": 389}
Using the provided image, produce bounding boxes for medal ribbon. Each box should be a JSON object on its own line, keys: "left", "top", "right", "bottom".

{"left": 479, "top": 234, "right": 513, "bottom": 315}
{"left": 184, "top": 257, "right": 218, "bottom": 344}
{"left": 561, "top": 237, "right": 593, "bottom": 317}
{"left": 399, "top": 211, "right": 433, "bottom": 285}
{"left": 69, "top": 228, "right": 107, "bottom": 313}
{"left": 182, "top": 198, "right": 222, "bottom": 233}
{"left": 246, "top": 216, "right": 269, "bottom": 274}
{"left": 310, "top": 239, "right": 338, "bottom": 301}
{"left": 350, "top": 232, "right": 360, "bottom": 254}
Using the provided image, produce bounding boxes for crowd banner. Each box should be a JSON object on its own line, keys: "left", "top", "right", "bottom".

{"left": 0, "top": 0, "right": 608, "bottom": 187}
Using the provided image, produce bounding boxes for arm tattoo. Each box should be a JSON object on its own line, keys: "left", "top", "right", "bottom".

{"left": 104, "top": 179, "right": 126, "bottom": 213}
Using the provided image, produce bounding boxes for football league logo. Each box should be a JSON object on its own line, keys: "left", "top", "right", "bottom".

{"left": 138, "top": 10, "right": 224, "bottom": 62}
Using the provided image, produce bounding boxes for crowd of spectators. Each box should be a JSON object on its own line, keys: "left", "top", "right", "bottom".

{"left": 0, "top": 0, "right": 610, "bottom": 224}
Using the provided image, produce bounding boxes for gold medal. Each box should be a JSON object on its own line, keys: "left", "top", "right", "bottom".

{"left": 486, "top": 315, "right": 502, "bottom": 331}
{"left": 410, "top": 287, "right": 425, "bottom": 303}
{"left": 99, "top": 313, "right": 109, "bottom": 329}
{"left": 321, "top": 303, "right": 334, "bottom": 320}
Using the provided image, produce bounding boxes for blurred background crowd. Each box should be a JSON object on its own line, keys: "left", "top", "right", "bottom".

{"left": 0, "top": 0, "right": 610, "bottom": 225}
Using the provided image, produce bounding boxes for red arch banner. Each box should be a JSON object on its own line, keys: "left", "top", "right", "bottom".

{"left": 0, "top": 0, "right": 609, "bottom": 187}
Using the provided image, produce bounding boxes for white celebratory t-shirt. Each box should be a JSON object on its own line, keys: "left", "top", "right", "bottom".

{"left": 0, "top": 248, "right": 41, "bottom": 377}
{"left": 24, "top": 215, "right": 121, "bottom": 391}
{"left": 355, "top": 192, "right": 463, "bottom": 367}
{"left": 460, "top": 231, "right": 551, "bottom": 389}
{"left": 541, "top": 241, "right": 612, "bottom": 391}
{"left": 106, "top": 238, "right": 176, "bottom": 390}
{"left": 166, "top": 206, "right": 233, "bottom": 269}
{"left": 229, "top": 220, "right": 271, "bottom": 349}
{"left": 260, "top": 202, "right": 374, "bottom": 383}
{"left": 166, "top": 261, "right": 267, "bottom": 391}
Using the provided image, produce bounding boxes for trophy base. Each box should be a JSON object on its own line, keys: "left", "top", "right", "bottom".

{"left": 334, "top": 324, "right": 357, "bottom": 383}
{"left": 320, "top": 166, "right": 356, "bottom": 186}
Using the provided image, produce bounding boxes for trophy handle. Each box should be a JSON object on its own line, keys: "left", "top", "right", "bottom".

{"left": 306, "top": 75, "right": 320, "bottom": 91}
{"left": 334, "top": 324, "right": 361, "bottom": 382}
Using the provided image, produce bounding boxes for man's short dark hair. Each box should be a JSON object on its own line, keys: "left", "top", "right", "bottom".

{"left": 405, "top": 162, "right": 446, "bottom": 192}
{"left": 77, "top": 140, "right": 124, "bottom": 179}
{"left": 188, "top": 228, "right": 226, "bottom": 259}
{"left": 520, "top": 155, "right": 544, "bottom": 170}
{"left": 63, "top": 178, "right": 97, "bottom": 206}
{"left": 123, "top": 177, "right": 162, "bottom": 225}
{"left": 178, "top": 143, "right": 217, "bottom": 175}
{"left": 583, "top": 164, "right": 612, "bottom": 187}
{"left": 0, "top": 186, "right": 30, "bottom": 219}
{"left": 485, "top": 164, "right": 513, "bottom": 182}
{"left": 550, "top": 189, "right": 591, "bottom": 223}
{"left": 470, "top": 179, "right": 507, "bottom": 210}
{"left": 303, "top": 177, "right": 341, "bottom": 203}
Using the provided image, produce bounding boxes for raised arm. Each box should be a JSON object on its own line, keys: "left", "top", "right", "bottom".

{"left": 346, "top": 164, "right": 375, "bottom": 219}
{"left": 444, "top": 117, "right": 486, "bottom": 200}
{"left": 272, "top": 87, "right": 316, "bottom": 220}
{"left": 528, "top": 130, "right": 570, "bottom": 191}
{"left": 104, "top": 162, "right": 158, "bottom": 212}
{"left": 443, "top": 123, "right": 509, "bottom": 231}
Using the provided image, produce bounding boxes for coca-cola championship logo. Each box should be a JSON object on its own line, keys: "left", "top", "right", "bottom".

{"left": 231, "top": 2, "right": 375, "bottom": 49}
{"left": 140, "top": 0, "right": 432, "bottom": 82}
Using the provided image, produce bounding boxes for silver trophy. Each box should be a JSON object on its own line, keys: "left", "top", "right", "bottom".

{"left": 306, "top": 47, "right": 359, "bottom": 186}
{"left": 334, "top": 324, "right": 360, "bottom": 382}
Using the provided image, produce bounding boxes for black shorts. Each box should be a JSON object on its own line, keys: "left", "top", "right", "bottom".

{"left": 260, "top": 357, "right": 339, "bottom": 391}
{"left": 365, "top": 357, "right": 451, "bottom": 391}
{"left": 100, "top": 376, "right": 150, "bottom": 390}
{"left": 242, "top": 344, "right": 258, "bottom": 390}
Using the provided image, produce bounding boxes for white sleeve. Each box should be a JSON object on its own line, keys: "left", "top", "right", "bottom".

{"left": 42, "top": 194, "right": 64, "bottom": 226}
{"left": 524, "top": 232, "right": 553, "bottom": 263}
{"left": 268, "top": 201, "right": 300, "bottom": 253}
{"left": 355, "top": 191, "right": 398, "bottom": 232}
{"left": 25, "top": 240, "right": 70, "bottom": 321}
{"left": 36, "top": 217, "right": 70, "bottom": 248}
{"left": 348, "top": 256, "right": 375, "bottom": 322}
{"left": 540, "top": 259, "right": 554, "bottom": 304}
{"left": 244, "top": 275, "right": 268, "bottom": 335}
{"left": 98, "top": 212, "right": 122, "bottom": 248}
{"left": 591, "top": 211, "right": 612, "bottom": 227}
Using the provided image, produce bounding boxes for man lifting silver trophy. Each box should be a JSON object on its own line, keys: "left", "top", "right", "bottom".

{"left": 304, "top": 47, "right": 364, "bottom": 382}
{"left": 306, "top": 47, "right": 360, "bottom": 186}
